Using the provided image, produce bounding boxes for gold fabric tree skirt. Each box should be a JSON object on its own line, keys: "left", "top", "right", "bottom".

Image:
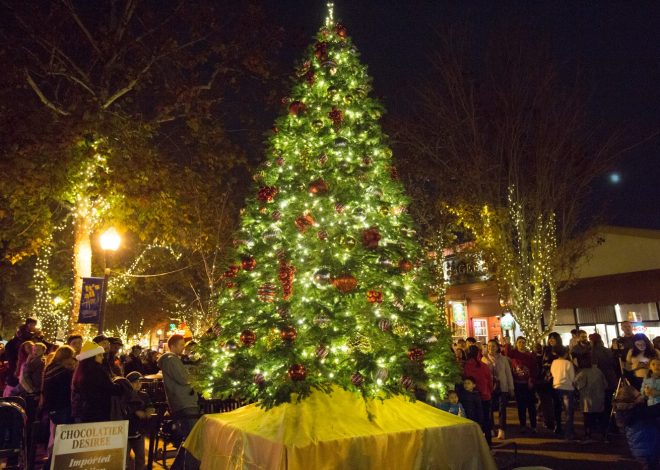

{"left": 184, "top": 387, "right": 496, "bottom": 470}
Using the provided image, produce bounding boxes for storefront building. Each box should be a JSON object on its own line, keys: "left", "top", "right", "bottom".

{"left": 444, "top": 226, "right": 660, "bottom": 345}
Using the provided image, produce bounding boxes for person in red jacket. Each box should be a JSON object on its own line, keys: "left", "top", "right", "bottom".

{"left": 508, "top": 336, "right": 539, "bottom": 433}
{"left": 464, "top": 345, "right": 494, "bottom": 446}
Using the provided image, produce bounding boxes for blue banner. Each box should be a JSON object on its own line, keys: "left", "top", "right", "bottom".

{"left": 77, "top": 277, "right": 105, "bottom": 324}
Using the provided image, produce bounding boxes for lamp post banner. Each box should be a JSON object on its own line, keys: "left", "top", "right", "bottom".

{"left": 77, "top": 277, "right": 105, "bottom": 324}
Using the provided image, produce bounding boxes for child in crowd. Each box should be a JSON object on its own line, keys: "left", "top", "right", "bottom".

{"left": 458, "top": 376, "right": 483, "bottom": 427}
{"left": 19, "top": 341, "right": 46, "bottom": 394}
{"left": 115, "top": 371, "right": 154, "bottom": 470}
{"left": 437, "top": 390, "right": 466, "bottom": 417}
{"left": 575, "top": 355, "right": 608, "bottom": 442}
{"left": 642, "top": 358, "right": 660, "bottom": 407}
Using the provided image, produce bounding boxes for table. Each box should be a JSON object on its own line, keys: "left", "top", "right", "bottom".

{"left": 184, "top": 387, "right": 497, "bottom": 470}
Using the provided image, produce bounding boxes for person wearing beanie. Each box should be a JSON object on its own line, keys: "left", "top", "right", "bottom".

{"left": 113, "top": 370, "right": 153, "bottom": 470}
{"left": 124, "top": 345, "right": 145, "bottom": 376}
{"left": 71, "top": 341, "right": 122, "bottom": 423}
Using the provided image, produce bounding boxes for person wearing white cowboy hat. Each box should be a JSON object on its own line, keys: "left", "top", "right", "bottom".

{"left": 72, "top": 341, "right": 122, "bottom": 423}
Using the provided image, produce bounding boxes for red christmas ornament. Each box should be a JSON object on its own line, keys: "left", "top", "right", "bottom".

{"left": 316, "top": 345, "right": 329, "bottom": 359}
{"left": 334, "top": 23, "right": 348, "bottom": 38}
{"left": 407, "top": 347, "right": 425, "bottom": 362}
{"left": 361, "top": 226, "right": 381, "bottom": 249}
{"left": 257, "top": 283, "right": 277, "bottom": 303}
{"left": 271, "top": 126, "right": 279, "bottom": 134}
{"left": 241, "top": 256, "right": 256, "bottom": 271}
{"left": 275, "top": 156, "right": 285, "bottom": 166}
{"left": 224, "top": 280, "right": 236, "bottom": 289}
{"left": 278, "top": 305, "right": 290, "bottom": 319}
{"left": 278, "top": 260, "right": 296, "bottom": 300}
{"left": 332, "top": 274, "right": 357, "bottom": 293}
{"left": 317, "top": 230, "right": 328, "bottom": 241}
{"left": 309, "top": 178, "right": 329, "bottom": 195}
{"left": 399, "top": 260, "right": 414, "bottom": 272}
{"left": 390, "top": 165, "right": 399, "bottom": 180}
{"left": 288, "top": 364, "right": 307, "bottom": 381}
{"left": 304, "top": 70, "right": 315, "bottom": 85}
{"left": 223, "top": 265, "right": 240, "bottom": 278}
{"left": 351, "top": 373, "right": 365, "bottom": 386}
{"left": 367, "top": 290, "right": 383, "bottom": 304}
{"left": 289, "top": 100, "right": 306, "bottom": 116}
{"left": 253, "top": 373, "right": 265, "bottom": 386}
{"left": 378, "top": 318, "right": 391, "bottom": 332}
{"left": 240, "top": 330, "right": 256, "bottom": 347}
{"left": 294, "top": 213, "right": 315, "bottom": 232}
{"left": 314, "top": 42, "right": 328, "bottom": 61}
{"left": 257, "top": 186, "right": 278, "bottom": 203}
{"left": 400, "top": 376, "right": 414, "bottom": 389}
{"left": 279, "top": 325, "right": 297, "bottom": 342}
{"left": 328, "top": 106, "right": 343, "bottom": 126}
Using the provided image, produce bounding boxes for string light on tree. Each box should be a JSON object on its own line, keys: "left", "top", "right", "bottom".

{"left": 450, "top": 186, "right": 558, "bottom": 345}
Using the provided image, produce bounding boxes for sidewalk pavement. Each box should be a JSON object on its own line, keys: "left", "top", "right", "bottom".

{"left": 491, "top": 405, "right": 640, "bottom": 469}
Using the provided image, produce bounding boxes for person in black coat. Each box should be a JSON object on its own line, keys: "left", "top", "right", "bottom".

{"left": 71, "top": 342, "right": 122, "bottom": 423}
{"left": 123, "top": 345, "right": 145, "bottom": 376}
{"left": 41, "top": 345, "right": 77, "bottom": 464}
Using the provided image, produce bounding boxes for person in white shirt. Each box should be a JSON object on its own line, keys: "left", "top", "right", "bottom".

{"left": 550, "top": 346, "right": 576, "bottom": 440}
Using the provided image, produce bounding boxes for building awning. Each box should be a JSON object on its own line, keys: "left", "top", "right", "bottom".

{"left": 446, "top": 281, "right": 507, "bottom": 318}
{"left": 557, "top": 269, "right": 660, "bottom": 309}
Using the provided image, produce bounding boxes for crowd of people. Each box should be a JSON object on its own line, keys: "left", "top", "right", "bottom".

{"left": 1, "top": 317, "right": 660, "bottom": 468}
{"left": 0, "top": 318, "right": 200, "bottom": 470}
{"left": 438, "top": 321, "right": 660, "bottom": 466}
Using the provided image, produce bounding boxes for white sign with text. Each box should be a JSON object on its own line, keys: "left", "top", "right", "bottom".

{"left": 51, "top": 420, "right": 128, "bottom": 470}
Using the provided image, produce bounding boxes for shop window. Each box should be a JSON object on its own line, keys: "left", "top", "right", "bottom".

{"left": 472, "top": 319, "right": 488, "bottom": 344}
{"left": 545, "top": 308, "right": 575, "bottom": 326}
{"left": 576, "top": 305, "right": 616, "bottom": 324}
{"left": 614, "top": 303, "right": 659, "bottom": 322}
{"left": 449, "top": 301, "right": 467, "bottom": 339}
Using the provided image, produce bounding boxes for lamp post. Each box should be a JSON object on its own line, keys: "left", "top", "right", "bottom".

{"left": 98, "top": 227, "right": 121, "bottom": 334}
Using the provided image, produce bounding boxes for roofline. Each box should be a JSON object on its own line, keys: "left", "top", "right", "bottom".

{"left": 595, "top": 225, "right": 660, "bottom": 239}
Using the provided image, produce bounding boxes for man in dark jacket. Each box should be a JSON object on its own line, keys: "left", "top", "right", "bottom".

{"left": 124, "top": 345, "right": 145, "bottom": 376}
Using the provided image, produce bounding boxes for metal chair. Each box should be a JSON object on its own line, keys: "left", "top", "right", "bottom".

{"left": 0, "top": 400, "right": 28, "bottom": 470}
{"left": 200, "top": 398, "right": 242, "bottom": 414}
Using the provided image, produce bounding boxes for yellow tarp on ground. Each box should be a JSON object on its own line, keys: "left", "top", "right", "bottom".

{"left": 184, "top": 387, "right": 496, "bottom": 470}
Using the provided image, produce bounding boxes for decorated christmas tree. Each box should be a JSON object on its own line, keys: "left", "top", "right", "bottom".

{"left": 193, "top": 4, "right": 458, "bottom": 409}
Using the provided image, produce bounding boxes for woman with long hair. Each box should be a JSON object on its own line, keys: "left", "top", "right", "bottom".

{"left": 71, "top": 342, "right": 122, "bottom": 423}
{"left": 482, "top": 339, "right": 514, "bottom": 439}
{"left": 41, "top": 345, "right": 77, "bottom": 462}
{"left": 626, "top": 334, "right": 660, "bottom": 390}
{"left": 541, "top": 332, "right": 563, "bottom": 433}
{"left": 15, "top": 340, "right": 34, "bottom": 383}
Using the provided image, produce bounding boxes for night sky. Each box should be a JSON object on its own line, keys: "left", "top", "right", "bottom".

{"left": 264, "top": 0, "right": 660, "bottom": 229}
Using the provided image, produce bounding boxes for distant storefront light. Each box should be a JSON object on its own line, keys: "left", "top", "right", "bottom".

{"left": 500, "top": 313, "right": 515, "bottom": 330}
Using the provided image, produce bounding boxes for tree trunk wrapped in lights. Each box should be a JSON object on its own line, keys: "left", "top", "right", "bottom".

{"left": 192, "top": 11, "right": 458, "bottom": 409}
{"left": 451, "top": 186, "right": 557, "bottom": 345}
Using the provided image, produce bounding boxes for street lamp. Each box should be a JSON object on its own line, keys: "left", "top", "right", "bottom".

{"left": 98, "top": 227, "right": 121, "bottom": 334}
